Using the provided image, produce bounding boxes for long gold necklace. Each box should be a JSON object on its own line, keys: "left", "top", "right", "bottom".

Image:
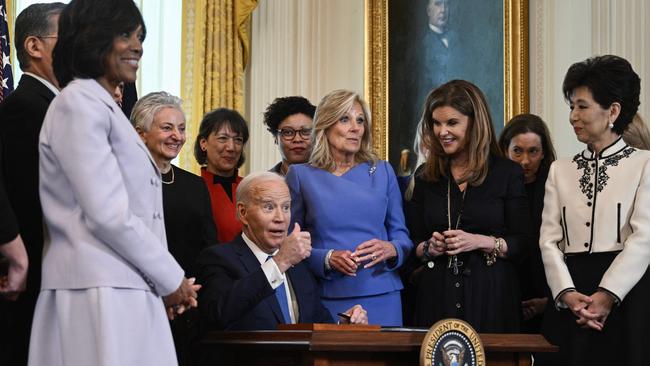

{"left": 447, "top": 178, "right": 467, "bottom": 275}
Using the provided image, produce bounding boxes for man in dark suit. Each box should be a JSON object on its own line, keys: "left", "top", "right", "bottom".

{"left": 197, "top": 172, "right": 367, "bottom": 331}
{"left": 0, "top": 3, "right": 65, "bottom": 365}
{"left": 426, "top": 0, "right": 450, "bottom": 48}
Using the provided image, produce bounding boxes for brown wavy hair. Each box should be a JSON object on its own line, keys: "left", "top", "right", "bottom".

{"left": 419, "top": 80, "right": 501, "bottom": 185}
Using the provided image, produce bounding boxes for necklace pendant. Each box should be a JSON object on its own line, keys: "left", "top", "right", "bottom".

{"left": 448, "top": 255, "right": 463, "bottom": 275}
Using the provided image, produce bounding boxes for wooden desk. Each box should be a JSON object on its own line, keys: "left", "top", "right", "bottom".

{"left": 202, "top": 329, "right": 557, "bottom": 366}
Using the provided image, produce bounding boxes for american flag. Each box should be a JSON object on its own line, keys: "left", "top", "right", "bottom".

{"left": 1, "top": 0, "right": 14, "bottom": 102}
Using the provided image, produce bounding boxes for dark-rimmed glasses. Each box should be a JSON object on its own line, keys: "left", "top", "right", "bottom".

{"left": 277, "top": 128, "right": 312, "bottom": 140}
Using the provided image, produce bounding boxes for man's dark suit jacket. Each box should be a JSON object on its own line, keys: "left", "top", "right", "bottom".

{"left": 0, "top": 73, "right": 56, "bottom": 365}
{"left": 197, "top": 235, "right": 333, "bottom": 331}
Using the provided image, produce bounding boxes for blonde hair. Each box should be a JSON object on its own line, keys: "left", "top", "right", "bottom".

{"left": 419, "top": 80, "right": 501, "bottom": 185}
{"left": 309, "top": 89, "right": 378, "bottom": 171}
{"left": 404, "top": 118, "right": 428, "bottom": 201}
{"left": 623, "top": 113, "right": 650, "bottom": 150}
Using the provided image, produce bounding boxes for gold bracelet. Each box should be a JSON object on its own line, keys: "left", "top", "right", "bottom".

{"left": 484, "top": 237, "right": 501, "bottom": 266}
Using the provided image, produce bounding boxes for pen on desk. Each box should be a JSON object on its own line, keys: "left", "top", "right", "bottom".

{"left": 337, "top": 312, "right": 352, "bottom": 320}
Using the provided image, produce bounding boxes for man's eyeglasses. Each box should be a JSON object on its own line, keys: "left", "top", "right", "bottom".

{"left": 36, "top": 35, "right": 58, "bottom": 39}
{"left": 277, "top": 128, "right": 312, "bottom": 140}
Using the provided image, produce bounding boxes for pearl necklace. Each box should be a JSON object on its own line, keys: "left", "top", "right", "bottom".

{"left": 162, "top": 166, "right": 175, "bottom": 185}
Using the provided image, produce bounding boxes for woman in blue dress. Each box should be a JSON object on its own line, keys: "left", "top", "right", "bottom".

{"left": 285, "top": 89, "right": 412, "bottom": 326}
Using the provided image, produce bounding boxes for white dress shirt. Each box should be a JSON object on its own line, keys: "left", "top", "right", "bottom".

{"left": 23, "top": 72, "right": 60, "bottom": 96}
{"left": 241, "top": 233, "right": 298, "bottom": 323}
{"left": 428, "top": 23, "right": 448, "bottom": 48}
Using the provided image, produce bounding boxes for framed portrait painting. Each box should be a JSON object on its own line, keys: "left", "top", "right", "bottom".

{"left": 365, "top": 0, "right": 529, "bottom": 174}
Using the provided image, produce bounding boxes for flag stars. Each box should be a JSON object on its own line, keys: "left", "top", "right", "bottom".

{"left": 2, "top": 51, "right": 10, "bottom": 68}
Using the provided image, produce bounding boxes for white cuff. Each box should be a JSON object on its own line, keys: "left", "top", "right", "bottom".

{"left": 262, "top": 258, "right": 286, "bottom": 289}
{"left": 324, "top": 249, "right": 334, "bottom": 271}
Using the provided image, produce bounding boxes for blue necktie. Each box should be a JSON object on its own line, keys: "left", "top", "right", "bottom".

{"left": 267, "top": 256, "right": 291, "bottom": 324}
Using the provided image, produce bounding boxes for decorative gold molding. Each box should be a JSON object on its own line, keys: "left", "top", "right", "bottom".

{"left": 504, "top": 0, "right": 530, "bottom": 123}
{"left": 365, "top": 0, "right": 529, "bottom": 160}
{"left": 364, "top": 0, "right": 388, "bottom": 160}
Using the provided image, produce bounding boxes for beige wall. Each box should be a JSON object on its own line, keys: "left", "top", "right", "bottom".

{"left": 530, "top": 0, "right": 650, "bottom": 158}
{"left": 247, "top": 0, "right": 650, "bottom": 167}
{"left": 247, "top": 0, "right": 365, "bottom": 173}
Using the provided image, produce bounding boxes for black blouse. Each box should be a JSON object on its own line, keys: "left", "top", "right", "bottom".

{"left": 520, "top": 167, "right": 550, "bottom": 300}
{"left": 162, "top": 165, "right": 218, "bottom": 277}
{"left": 407, "top": 155, "right": 532, "bottom": 332}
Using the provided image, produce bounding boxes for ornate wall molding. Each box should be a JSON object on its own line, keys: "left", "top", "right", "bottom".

{"left": 365, "top": 0, "right": 529, "bottom": 160}
{"left": 504, "top": 0, "right": 530, "bottom": 121}
{"left": 364, "top": 0, "right": 388, "bottom": 160}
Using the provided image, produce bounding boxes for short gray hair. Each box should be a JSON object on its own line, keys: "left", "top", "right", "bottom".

{"left": 130, "top": 91, "right": 184, "bottom": 131}
{"left": 15, "top": 2, "right": 66, "bottom": 71}
{"left": 236, "top": 172, "right": 287, "bottom": 219}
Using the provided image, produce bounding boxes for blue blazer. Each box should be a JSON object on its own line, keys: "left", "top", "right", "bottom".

{"left": 286, "top": 161, "right": 412, "bottom": 299}
{"left": 197, "top": 235, "right": 333, "bottom": 330}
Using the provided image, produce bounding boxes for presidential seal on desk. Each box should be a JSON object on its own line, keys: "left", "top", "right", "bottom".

{"left": 420, "top": 318, "right": 485, "bottom": 366}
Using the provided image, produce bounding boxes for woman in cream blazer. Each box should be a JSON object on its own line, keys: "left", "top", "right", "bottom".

{"left": 538, "top": 55, "right": 650, "bottom": 366}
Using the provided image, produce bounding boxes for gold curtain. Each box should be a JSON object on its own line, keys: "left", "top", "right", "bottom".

{"left": 179, "top": 0, "right": 258, "bottom": 174}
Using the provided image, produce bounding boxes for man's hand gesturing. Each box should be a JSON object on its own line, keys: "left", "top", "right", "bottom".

{"left": 273, "top": 223, "right": 311, "bottom": 272}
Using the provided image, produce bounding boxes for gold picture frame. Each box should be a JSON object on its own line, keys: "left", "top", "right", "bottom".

{"left": 365, "top": 0, "right": 529, "bottom": 160}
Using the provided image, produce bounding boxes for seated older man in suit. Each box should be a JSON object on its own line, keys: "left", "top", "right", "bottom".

{"left": 197, "top": 172, "right": 367, "bottom": 330}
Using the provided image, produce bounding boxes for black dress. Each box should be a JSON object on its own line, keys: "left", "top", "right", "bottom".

{"left": 518, "top": 168, "right": 551, "bottom": 333}
{"left": 162, "top": 165, "right": 218, "bottom": 366}
{"left": 408, "top": 155, "right": 531, "bottom": 332}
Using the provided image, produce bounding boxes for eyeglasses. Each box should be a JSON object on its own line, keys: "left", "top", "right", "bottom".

{"left": 215, "top": 135, "right": 244, "bottom": 145}
{"left": 36, "top": 35, "right": 58, "bottom": 39}
{"left": 277, "top": 128, "right": 312, "bottom": 140}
